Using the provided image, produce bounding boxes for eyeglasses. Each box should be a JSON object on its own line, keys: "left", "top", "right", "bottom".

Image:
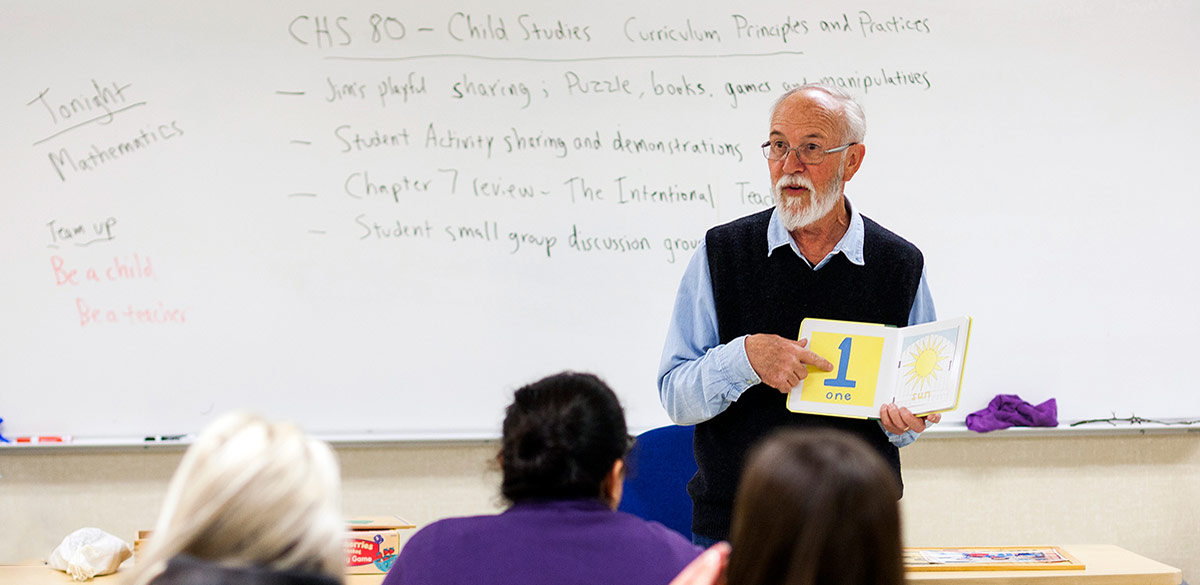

{"left": 761, "top": 140, "right": 857, "bottom": 165}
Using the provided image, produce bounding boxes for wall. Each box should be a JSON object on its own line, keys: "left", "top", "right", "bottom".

{"left": 2, "top": 433, "right": 1197, "bottom": 579}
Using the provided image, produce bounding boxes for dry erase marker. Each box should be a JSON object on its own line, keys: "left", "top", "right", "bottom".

{"left": 144, "top": 434, "right": 189, "bottom": 442}
{"left": 15, "top": 436, "right": 72, "bottom": 443}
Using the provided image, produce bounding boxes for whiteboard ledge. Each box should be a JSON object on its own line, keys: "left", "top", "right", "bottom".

{"left": 1, "top": 423, "right": 1196, "bottom": 451}
{"left": 0, "top": 431, "right": 501, "bottom": 451}
{"left": 922, "top": 421, "right": 1200, "bottom": 438}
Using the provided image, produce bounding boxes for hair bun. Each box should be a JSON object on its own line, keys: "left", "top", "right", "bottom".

{"left": 499, "top": 372, "right": 628, "bottom": 503}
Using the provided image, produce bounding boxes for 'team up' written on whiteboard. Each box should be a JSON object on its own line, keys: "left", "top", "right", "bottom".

{"left": 787, "top": 316, "right": 971, "bottom": 419}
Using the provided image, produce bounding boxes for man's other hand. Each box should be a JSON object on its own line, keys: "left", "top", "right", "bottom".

{"left": 879, "top": 403, "right": 941, "bottom": 435}
{"left": 745, "top": 334, "right": 833, "bottom": 393}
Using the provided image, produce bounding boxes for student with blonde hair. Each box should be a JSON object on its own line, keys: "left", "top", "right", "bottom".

{"left": 670, "top": 428, "right": 904, "bottom": 585}
{"left": 127, "top": 411, "right": 345, "bottom": 585}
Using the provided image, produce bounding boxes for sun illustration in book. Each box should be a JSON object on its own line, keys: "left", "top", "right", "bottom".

{"left": 901, "top": 334, "right": 954, "bottom": 393}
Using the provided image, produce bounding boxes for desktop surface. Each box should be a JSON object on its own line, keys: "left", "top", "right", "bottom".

{"left": 905, "top": 544, "right": 1180, "bottom": 585}
{"left": 0, "top": 545, "right": 1180, "bottom": 585}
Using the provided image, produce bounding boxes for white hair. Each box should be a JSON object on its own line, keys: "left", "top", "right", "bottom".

{"left": 128, "top": 412, "right": 345, "bottom": 585}
{"left": 770, "top": 83, "right": 867, "bottom": 143}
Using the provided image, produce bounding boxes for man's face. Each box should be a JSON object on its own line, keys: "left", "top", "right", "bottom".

{"left": 768, "top": 90, "right": 858, "bottom": 230}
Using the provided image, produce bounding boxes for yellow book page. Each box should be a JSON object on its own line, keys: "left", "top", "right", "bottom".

{"left": 799, "top": 330, "right": 886, "bottom": 408}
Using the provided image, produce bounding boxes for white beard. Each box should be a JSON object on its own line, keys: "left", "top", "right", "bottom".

{"left": 774, "top": 168, "right": 844, "bottom": 231}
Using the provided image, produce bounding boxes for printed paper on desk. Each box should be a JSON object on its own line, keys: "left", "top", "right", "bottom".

{"left": 786, "top": 316, "right": 972, "bottom": 419}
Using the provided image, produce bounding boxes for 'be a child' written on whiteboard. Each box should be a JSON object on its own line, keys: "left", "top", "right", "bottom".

{"left": 786, "top": 316, "right": 972, "bottom": 419}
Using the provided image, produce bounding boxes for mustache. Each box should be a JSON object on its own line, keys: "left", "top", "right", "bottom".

{"left": 775, "top": 174, "right": 814, "bottom": 191}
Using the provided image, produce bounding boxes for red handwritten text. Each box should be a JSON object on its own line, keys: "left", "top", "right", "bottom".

{"left": 52, "top": 253, "right": 155, "bottom": 286}
{"left": 76, "top": 298, "right": 187, "bottom": 327}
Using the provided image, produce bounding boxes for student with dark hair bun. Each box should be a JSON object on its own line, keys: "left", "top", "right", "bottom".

{"left": 670, "top": 428, "right": 904, "bottom": 585}
{"left": 498, "top": 371, "right": 630, "bottom": 503}
{"left": 383, "top": 371, "right": 702, "bottom": 585}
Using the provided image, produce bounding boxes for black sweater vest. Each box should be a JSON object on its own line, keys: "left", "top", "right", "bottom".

{"left": 691, "top": 208, "right": 924, "bottom": 540}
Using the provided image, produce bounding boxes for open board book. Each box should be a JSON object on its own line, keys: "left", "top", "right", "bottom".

{"left": 786, "top": 316, "right": 971, "bottom": 419}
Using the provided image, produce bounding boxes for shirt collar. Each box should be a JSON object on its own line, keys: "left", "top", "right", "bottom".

{"left": 506, "top": 498, "right": 612, "bottom": 514}
{"left": 767, "top": 196, "right": 865, "bottom": 269}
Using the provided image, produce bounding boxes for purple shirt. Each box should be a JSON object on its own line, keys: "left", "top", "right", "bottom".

{"left": 382, "top": 499, "right": 702, "bottom": 585}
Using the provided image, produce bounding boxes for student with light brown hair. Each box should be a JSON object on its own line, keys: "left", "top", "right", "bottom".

{"left": 127, "top": 412, "right": 345, "bottom": 585}
{"left": 670, "top": 428, "right": 904, "bottom": 585}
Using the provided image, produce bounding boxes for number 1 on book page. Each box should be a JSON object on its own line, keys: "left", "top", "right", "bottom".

{"left": 799, "top": 331, "right": 885, "bottom": 408}
{"left": 824, "top": 337, "right": 858, "bottom": 388}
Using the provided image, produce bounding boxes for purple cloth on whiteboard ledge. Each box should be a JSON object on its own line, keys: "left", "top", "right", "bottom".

{"left": 965, "top": 395, "right": 1058, "bottom": 432}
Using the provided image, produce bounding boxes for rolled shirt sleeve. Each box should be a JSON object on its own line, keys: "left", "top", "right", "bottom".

{"left": 657, "top": 242, "right": 760, "bottom": 425}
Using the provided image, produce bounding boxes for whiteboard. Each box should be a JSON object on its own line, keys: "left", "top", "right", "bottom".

{"left": 2, "top": 0, "right": 1198, "bottom": 441}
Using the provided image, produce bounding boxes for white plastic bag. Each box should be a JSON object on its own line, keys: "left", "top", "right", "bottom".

{"left": 47, "top": 528, "right": 132, "bottom": 581}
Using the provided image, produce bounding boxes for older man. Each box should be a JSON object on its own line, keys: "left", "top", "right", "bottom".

{"left": 658, "top": 83, "right": 939, "bottom": 546}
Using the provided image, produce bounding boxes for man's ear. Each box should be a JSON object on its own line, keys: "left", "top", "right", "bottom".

{"left": 842, "top": 143, "right": 866, "bottom": 182}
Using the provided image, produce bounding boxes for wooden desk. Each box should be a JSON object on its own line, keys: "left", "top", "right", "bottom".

{"left": 2, "top": 545, "right": 1180, "bottom": 585}
{"left": 0, "top": 564, "right": 391, "bottom": 585}
{"left": 906, "top": 545, "right": 1181, "bottom": 585}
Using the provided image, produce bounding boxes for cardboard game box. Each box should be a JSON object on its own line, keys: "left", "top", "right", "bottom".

{"left": 345, "top": 515, "right": 416, "bottom": 575}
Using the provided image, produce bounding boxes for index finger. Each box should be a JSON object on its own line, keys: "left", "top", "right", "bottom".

{"left": 796, "top": 339, "right": 834, "bottom": 371}
{"left": 896, "top": 407, "right": 927, "bottom": 432}
{"left": 879, "top": 403, "right": 908, "bottom": 433}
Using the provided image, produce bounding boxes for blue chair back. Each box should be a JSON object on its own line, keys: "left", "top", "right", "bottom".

{"left": 617, "top": 425, "right": 697, "bottom": 538}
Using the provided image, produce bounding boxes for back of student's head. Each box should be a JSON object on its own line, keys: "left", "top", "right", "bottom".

{"left": 500, "top": 371, "right": 630, "bottom": 503}
{"left": 726, "top": 429, "right": 903, "bottom": 585}
{"left": 128, "top": 411, "right": 345, "bottom": 585}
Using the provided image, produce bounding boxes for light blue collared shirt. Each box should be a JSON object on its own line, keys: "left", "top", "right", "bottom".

{"left": 657, "top": 201, "right": 936, "bottom": 447}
